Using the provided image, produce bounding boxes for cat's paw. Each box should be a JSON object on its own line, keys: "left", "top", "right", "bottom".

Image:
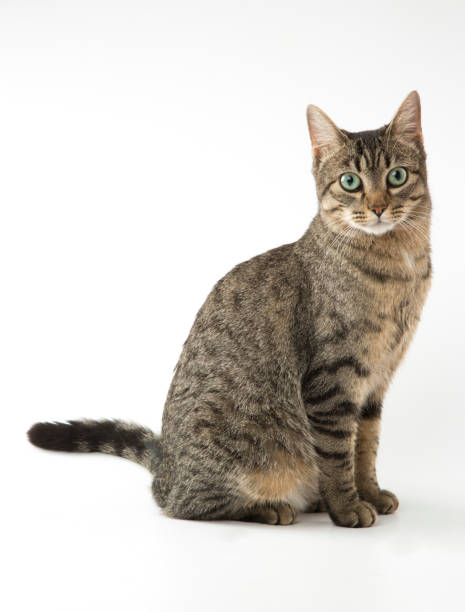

{"left": 328, "top": 500, "right": 377, "bottom": 528}
{"left": 245, "top": 503, "right": 298, "bottom": 525}
{"left": 361, "top": 489, "right": 399, "bottom": 515}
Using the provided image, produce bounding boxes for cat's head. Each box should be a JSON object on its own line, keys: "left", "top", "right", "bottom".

{"left": 306, "top": 92, "right": 427, "bottom": 236}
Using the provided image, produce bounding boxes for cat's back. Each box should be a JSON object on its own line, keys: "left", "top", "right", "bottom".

{"left": 157, "top": 241, "right": 313, "bottom": 483}
{"left": 181, "top": 240, "right": 305, "bottom": 364}
{"left": 162, "top": 241, "right": 308, "bottom": 420}
{"left": 205, "top": 241, "right": 301, "bottom": 317}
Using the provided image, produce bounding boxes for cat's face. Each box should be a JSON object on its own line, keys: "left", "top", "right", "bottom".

{"left": 307, "top": 92, "right": 427, "bottom": 237}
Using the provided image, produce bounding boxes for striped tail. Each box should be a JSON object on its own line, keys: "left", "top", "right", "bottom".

{"left": 27, "top": 419, "right": 162, "bottom": 473}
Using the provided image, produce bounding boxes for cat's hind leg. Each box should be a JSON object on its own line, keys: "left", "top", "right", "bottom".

{"left": 157, "top": 449, "right": 318, "bottom": 525}
{"left": 157, "top": 482, "right": 296, "bottom": 524}
{"left": 237, "top": 502, "right": 297, "bottom": 525}
{"left": 162, "top": 488, "right": 300, "bottom": 525}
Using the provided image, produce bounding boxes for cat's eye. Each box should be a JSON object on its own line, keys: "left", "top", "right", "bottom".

{"left": 340, "top": 173, "right": 361, "bottom": 192}
{"left": 387, "top": 167, "right": 408, "bottom": 187}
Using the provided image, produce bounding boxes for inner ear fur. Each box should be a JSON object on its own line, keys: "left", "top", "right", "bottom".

{"left": 386, "top": 90, "right": 423, "bottom": 146}
{"left": 306, "top": 105, "right": 347, "bottom": 160}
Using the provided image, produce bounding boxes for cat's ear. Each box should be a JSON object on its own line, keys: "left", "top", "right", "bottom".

{"left": 387, "top": 91, "right": 423, "bottom": 145}
{"left": 306, "top": 105, "right": 347, "bottom": 160}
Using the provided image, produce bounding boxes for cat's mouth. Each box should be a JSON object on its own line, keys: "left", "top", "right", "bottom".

{"left": 356, "top": 219, "right": 395, "bottom": 236}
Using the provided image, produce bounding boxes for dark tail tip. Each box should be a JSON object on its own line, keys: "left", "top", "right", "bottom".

{"left": 27, "top": 421, "right": 76, "bottom": 452}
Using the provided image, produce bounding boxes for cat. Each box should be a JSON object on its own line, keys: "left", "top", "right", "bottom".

{"left": 28, "top": 91, "right": 431, "bottom": 528}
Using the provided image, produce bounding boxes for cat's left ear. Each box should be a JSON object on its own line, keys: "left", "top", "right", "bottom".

{"left": 387, "top": 91, "right": 423, "bottom": 145}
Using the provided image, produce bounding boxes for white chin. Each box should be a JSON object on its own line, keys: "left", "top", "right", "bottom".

{"left": 357, "top": 222, "right": 394, "bottom": 236}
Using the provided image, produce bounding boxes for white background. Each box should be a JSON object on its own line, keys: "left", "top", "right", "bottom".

{"left": 2, "top": 1, "right": 464, "bottom": 610}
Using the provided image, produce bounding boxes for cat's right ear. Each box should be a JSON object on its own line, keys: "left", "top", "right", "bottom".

{"left": 306, "top": 105, "right": 346, "bottom": 160}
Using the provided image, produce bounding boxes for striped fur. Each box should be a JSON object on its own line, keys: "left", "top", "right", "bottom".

{"left": 28, "top": 92, "right": 431, "bottom": 528}
{"left": 28, "top": 420, "right": 161, "bottom": 472}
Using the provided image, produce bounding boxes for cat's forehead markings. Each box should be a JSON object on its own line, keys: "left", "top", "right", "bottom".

{"left": 359, "top": 154, "right": 369, "bottom": 172}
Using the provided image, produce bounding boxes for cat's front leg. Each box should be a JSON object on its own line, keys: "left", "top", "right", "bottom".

{"left": 307, "top": 400, "right": 377, "bottom": 528}
{"left": 355, "top": 398, "right": 399, "bottom": 515}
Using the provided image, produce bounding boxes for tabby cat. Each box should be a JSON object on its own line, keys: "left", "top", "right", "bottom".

{"left": 28, "top": 91, "right": 431, "bottom": 528}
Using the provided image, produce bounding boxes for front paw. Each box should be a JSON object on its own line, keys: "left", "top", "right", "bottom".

{"left": 361, "top": 489, "right": 399, "bottom": 515}
{"left": 328, "top": 500, "right": 377, "bottom": 528}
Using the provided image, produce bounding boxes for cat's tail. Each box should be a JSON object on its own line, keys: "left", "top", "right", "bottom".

{"left": 27, "top": 419, "right": 162, "bottom": 474}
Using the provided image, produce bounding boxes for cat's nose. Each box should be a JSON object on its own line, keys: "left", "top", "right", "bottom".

{"left": 369, "top": 204, "right": 387, "bottom": 218}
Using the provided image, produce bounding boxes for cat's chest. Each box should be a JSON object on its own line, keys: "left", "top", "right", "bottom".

{"left": 310, "top": 252, "right": 431, "bottom": 393}
{"left": 360, "top": 286, "right": 421, "bottom": 365}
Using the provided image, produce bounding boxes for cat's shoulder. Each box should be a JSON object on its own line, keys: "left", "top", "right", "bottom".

{"left": 222, "top": 242, "right": 300, "bottom": 287}
{"left": 202, "top": 241, "right": 304, "bottom": 314}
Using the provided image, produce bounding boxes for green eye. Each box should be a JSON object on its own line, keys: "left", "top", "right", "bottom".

{"left": 340, "top": 173, "right": 361, "bottom": 192}
{"left": 387, "top": 167, "right": 408, "bottom": 187}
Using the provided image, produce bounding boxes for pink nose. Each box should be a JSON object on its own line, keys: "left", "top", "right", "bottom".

{"left": 370, "top": 204, "right": 387, "bottom": 218}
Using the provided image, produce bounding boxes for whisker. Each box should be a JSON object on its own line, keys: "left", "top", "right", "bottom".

{"left": 396, "top": 217, "right": 430, "bottom": 244}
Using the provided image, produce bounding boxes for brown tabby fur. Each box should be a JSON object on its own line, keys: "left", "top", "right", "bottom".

{"left": 28, "top": 91, "right": 431, "bottom": 528}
